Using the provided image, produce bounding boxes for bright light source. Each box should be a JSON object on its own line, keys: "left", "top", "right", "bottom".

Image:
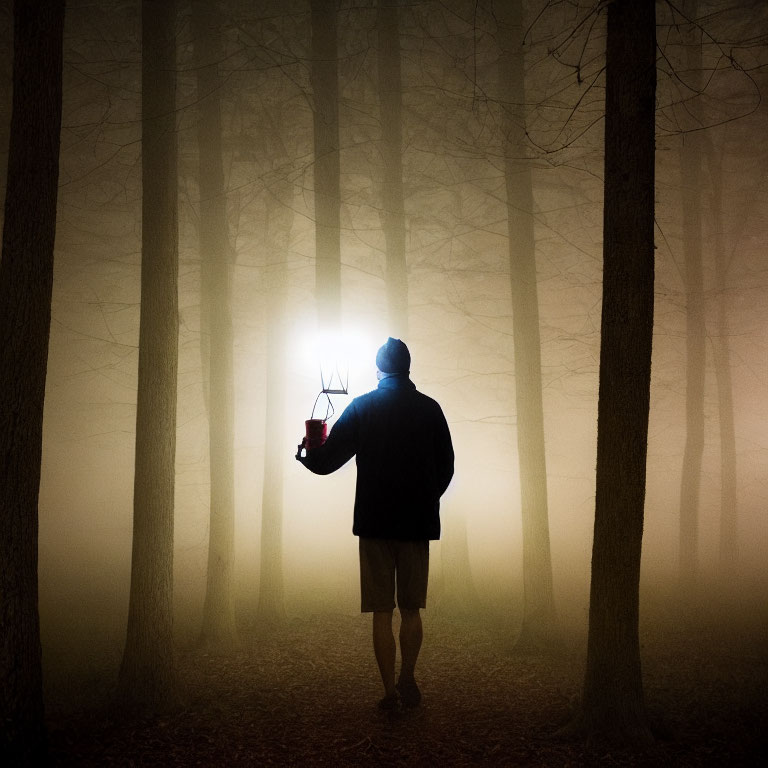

{"left": 296, "top": 326, "right": 377, "bottom": 422}
{"left": 317, "top": 331, "right": 350, "bottom": 395}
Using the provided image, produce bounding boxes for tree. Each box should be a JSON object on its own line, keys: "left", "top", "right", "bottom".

{"left": 0, "top": 2, "right": 11, "bottom": 223}
{"left": 117, "top": 0, "right": 180, "bottom": 713}
{"left": 496, "top": 0, "right": 559, "bottom": 652}
{"left": 436, "top": 513, "right": 481, "bottom": 618}
{"left": 677, "top": 0, "right": 705, "bottom": 598}
{"left": 256, "top": 180, "right": 291, "bottom": 625}
{"left": 311, "top": 0, "right": 341, "bottom": 328}
{"left": 193, "top": 0, "right": 238, "bottom": 651}
{"left": 703, "top": 141, "right": 738, "bottom": 581}
{"left": 0, "top": 1, "right": 65, "bottom": 759}
{"left": 377, "top": 0, "right": 408, "bottom": 338}
{"left": 562, "top": 0, "right": 656, "bottom": 745}
{"left": 255, "top": 108, "right": 296, "bottom": 625}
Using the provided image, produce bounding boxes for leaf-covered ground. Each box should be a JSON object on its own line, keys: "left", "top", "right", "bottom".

{"left": 46, "top": 611, "right": 767, "bottom": 766}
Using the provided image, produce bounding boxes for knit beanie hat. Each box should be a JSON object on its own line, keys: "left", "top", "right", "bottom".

{"left": 376, "top": 337, "right": 410, "bottom": 374}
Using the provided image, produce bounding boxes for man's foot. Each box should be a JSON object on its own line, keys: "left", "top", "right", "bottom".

{"left": 378, "top": 692, "right": 399, "bottom": 711}
{"left": 396, "top": 677, "right": 421, "bottom": 708}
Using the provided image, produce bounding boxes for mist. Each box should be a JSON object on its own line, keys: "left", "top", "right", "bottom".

{"left": 2, "top": 0, "right": 767, "bottom": 764}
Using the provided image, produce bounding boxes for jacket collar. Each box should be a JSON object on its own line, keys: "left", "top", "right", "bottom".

{"left": 377, "top": 374, "right": 416, "bottom": 391}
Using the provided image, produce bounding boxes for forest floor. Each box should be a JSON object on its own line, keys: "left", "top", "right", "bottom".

{"left": 45, "top": 609, "right": 767, "bottom": 767}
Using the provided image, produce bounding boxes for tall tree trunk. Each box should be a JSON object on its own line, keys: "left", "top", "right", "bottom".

{"left": 117, "top": 0, "right": 180, "bottom": 713}
{"left": 377, "top": 0, "right": 408, "bottom": 338}
{"left": 496, "top": 0, "right": 559, "bottom": 652}
{"left": 678, "top": 0, "right": 705, "bottom": 598}
{"left": 703, "top": 141, "right": 738, "bottom": 581}
{"left": 257, "top": 179, "right": 292, "bottom": 624}
{"left": 563, "top": 0, "right": 656, "bottom": 745}
{"left": 193, "top": 0, "right": 238, "bottom": 651}
{"left": 0, "top": 1, "right": 64, "bottom": 760}
{"left": 0, "top": 3, "right": 12, "bottom": 226}
{"left": 438, "top": 513, "right": 481, "bottom": 618}
{"left": 310, "top": 0, "right": 341, "bottom": 328}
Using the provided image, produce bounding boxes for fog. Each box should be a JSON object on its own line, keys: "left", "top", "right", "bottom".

{"left": 3, "top": 0, "right": 767, "bottom": 761}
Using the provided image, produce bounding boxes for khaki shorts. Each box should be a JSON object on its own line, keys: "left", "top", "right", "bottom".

{"left": 359, "top": 537, "right": 429, "bottom": 613}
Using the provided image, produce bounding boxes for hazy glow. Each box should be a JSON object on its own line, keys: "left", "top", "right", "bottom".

{"left": 26, "top": 0, "right": 767, "bottom": 707}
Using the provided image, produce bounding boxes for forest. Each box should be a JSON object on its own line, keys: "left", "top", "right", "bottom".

{"left": 1, "top": 0, "right": 766, "bottom": 765}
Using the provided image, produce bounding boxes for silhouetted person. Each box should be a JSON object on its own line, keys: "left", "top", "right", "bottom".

{"left": 296, "top": 337, "right": 454, "bottom": 709}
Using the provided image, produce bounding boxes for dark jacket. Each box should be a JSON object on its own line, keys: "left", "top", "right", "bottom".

{"left": 298, "top": 375, "right": 454, "bottom": 540}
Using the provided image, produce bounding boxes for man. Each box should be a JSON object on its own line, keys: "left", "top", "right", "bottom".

{"left": 296, "top": 337, "right": 454, "bottom": 710}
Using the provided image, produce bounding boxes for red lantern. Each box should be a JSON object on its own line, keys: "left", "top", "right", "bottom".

{"left": 304, "top": 418, "right": 327, "bottom": 449}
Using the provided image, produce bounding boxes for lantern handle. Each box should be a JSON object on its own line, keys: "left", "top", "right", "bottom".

{"left": 310, "top": 390, "right": 334, "bottom": 422}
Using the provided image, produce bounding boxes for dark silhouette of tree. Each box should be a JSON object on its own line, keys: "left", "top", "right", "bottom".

{"left": 377, "top": 0, "right": 408, "bottom": 338}
{"left": 561, "top": 0, "right": 656, "bottom": 745}
{"left": 311, "top": 0, "right": 341, "bottom": 328}
{"left": 496, "top": 0, "right": 559, "bottom": 652}
{"left": 0, "top": 3, "right": 10, "bottom": 222}
{"left": 704, "top": 142, "right": 738, "bottom": 582}
{"left": 193, "top": 0, "right": 238, "bottom": 651}
{"left": 117, "top": 0, "right": 180, "bottom": 713}
{"left": 436, "top": 512, "right": 481, "bottom": 618}
{"left": 677, "top": 0, "right": 705, "bottom": 599}
{"left": 0, "top": 1, "right": 64, "bottom": 760}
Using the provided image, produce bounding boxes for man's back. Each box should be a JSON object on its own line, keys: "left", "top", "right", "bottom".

{"left": 299, "top": 375, "right": 454, "bottom": 540}
{"left": 347, "top": 376, "right": 453, "bottom": 540}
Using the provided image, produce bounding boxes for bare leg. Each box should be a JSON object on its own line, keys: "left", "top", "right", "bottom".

{"left": 372, "top": 610, "right": 396, "bottom": 697}
{"left": 399, "top": 608, "right": 423, "bottom": 681}
{"left": 395, "top": 608, "right": 423, "bottom": 707}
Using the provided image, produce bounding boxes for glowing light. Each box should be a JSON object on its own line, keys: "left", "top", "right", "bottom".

{"left": 318, "top": 331, "right": 350, "bottom": 395}
{"left": 295, "top": 325, "right": 377, "bottom": 422}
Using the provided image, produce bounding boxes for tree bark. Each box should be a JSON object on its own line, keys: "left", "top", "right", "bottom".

{"left": 377, "top": 0, "right": 408, "bottom": 339}
{"left": 0, "top": 1, "right": 64, "bottom": 760}
{"left": 193, "top": 0, "right": 238, "bottom": 652}
{"left": 678, "top": 0, "right": 705, "bottom": 599}
{"left": 703, "top": 141, "right": 738, "bottom": 581}
{"left": 563, "top": 0, "right": 656, "bottom": 745}
{"left": 0, "top": 2, "right": 12, "bottom": 226}
{"left": 438, "top": 513, "right": 481, "bottom": 618}
{"left": 496, "top": 0, "right": 559, "bottom": 652}
{"left": 310, "top": 0, "right": 341, "bottom": 329}
{"left": 117, "top": 0, "right": 180, "bottom": 713}
{"left": 257, "top": 187, "right": 292, "bottom": 624}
